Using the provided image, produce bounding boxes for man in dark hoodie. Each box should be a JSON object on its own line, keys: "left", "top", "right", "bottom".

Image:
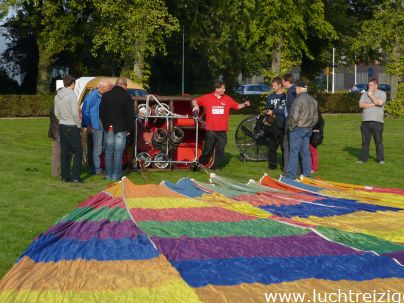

{"left": 54, "top": 75, "right": 83, "bottom": 183}
{"left": 100, "top": 77, "right": 133, "bottom": 181}
{"left": 265, "top": 76, "right": 286, "bottom": 170}
{"left": 281, "top": 73, "right": 297, "bottom": 174}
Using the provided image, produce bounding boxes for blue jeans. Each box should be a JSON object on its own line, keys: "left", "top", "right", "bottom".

{"left": 285, "top": 127, "right": 312, "bottom": 178}
{"left": 92, "top": 128, "right": 103, "bottom": 173}
{"left": 104, "top": 130, "right": 127, "bottom": 180}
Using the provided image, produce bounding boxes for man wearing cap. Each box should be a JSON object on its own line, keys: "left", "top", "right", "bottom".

{"left": 358, "top": 78, "right": 386, "bottom": 164}
{"left": 285, "top": 81, "right": 318, "bottom": 179}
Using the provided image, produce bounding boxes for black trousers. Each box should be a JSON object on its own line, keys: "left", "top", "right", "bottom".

{"left": 282, "top": 130, "right": 290, "bottom": 174}
{"left": 59, "top": 125, "right": 83, "bottom": 180}
{"left": 86, "top": 132, "right": 94, "bottom": 173}
{"left": 360, "top": 121, "right": 384, "bottom": 162}
{"left": 199, "top": 131, "right": 227, "bottom": 169}
{"left": 267, "top": 127, "right": 284, "bottom": 169}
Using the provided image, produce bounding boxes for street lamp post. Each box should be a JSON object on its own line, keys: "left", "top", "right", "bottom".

{"left": 181, "top": 26, "right": 185, "bottom": 95}
{"left": 332, "top": 47, "right": 335, "bottom": 94}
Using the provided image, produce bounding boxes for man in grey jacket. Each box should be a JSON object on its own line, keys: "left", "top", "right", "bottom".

{"left": 358, "top": 78, "right": 386, "bottom": 164}
{"left": 54, "top": 75, "right": 83, "bottom": 183}
{"left": 285, "top": 81, "right": 318, "bottom": 179}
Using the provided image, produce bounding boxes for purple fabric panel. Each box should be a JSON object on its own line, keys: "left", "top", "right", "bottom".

{"left": 383, "top": 251, "right": 404, "bottom": 264}
{"left": 151, "top": 232, "right": 363, "bottom": 261}
{"left": 44, "top": 219, "right": 142, "bottom": 240}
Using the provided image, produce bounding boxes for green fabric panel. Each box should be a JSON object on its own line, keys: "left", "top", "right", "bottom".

{"left": 56, "top": 206, "right": 131, "bottom": 223}
{"left": 244, "top": 181, "right": 280, "bottom": 193}
{"left": 138, "top": 218, "right": 309, "bottom": 238}
{"left": 317, "top": 226, "right": 404, "bottom": 254}
{"left": 196, "top": 181, "right": 246, "bottom": 197}
{"left": 210, "top": 175, "right": 260, "bottom": 193}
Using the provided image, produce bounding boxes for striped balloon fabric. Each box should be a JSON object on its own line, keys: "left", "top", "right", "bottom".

{"left": 0, "top": 187, "right": 200, "bottom": 303}
{"left": 1, "top": 176, "right": 404, "bottom": 303}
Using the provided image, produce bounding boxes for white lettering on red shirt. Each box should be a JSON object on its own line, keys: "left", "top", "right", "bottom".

{"left": 194, "top": 93, "right": 239, "bottom": 131}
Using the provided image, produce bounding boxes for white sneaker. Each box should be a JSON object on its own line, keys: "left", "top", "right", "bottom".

{"left": 379, "top": 161, "right": 385, "bottom": 165}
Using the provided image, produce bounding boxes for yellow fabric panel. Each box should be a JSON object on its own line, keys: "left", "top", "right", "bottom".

{"left": 103, "top": 182, "right": 123, "bottom": 198}
{"left": 0, "top": 279, "right": 201, "bottom": 303}
{"left": 319, "top": 189, "right": 404, "bottom": 208}
{"left": 123, "top": 181, "right": 184, "bottom": 198}
{"left": 301, "top": 177, "right": 350, "bottom": 191}
{"left": 195, "top": 279, "right": 404, "bottom": 303}
{"left": 126, "top": 197, "right": 214, "bottom": 209}
{"left": 198, "top": 193, "right": 271, "bottom": 218}
{"left": 0, "top": 256, "right": 183, "bottom": 291}
{"left": 294, "top": 211, "right": 404, "bottom": 243}
{"left": 315, "top": 178, "right": 370, "bottom": 190}
{"left": 103, "top": 179, "right": 184, "bottom": 199}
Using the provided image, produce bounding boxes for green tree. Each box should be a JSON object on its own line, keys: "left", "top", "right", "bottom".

{"left": 1, "top": 11, "right": 38, "bottom": 93}
{"left": 166, "top": 0, "right": 336, "bottom": 89}
{"left": 0, "top": 67, "right": 20, "bottom": 93}
{"left": 92, "top": 0, "right": 179, "bottom": 86}
{"left": 1, "top": 0, "right": 92, "bottom": 94}
{"left": 353, "top": 0, "right": 403, "bottom": 100}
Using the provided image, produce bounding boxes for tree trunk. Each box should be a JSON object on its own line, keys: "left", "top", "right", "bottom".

{"left": 132, "top": 51, "right": 144, "bottom": 83}
{"left": 121, "top": 50, "right": 144, "bottom": 85}
{"left": 389, "top": 43, "right": 400, "bottom": 101}
{"left": 222, "top": 67, "right": 239, "bottom": 91}
{"left": 37, "top": 42, "right": 52, "bottom": 94}
{"left": 120, "top": 56, "right": 133, "bottom": 78}
{"left": 271, "top": 43, "right": 281, "bottom": 76}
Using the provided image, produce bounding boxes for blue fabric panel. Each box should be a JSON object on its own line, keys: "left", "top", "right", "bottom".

{"left": 314, "top": 197, "right": 401, "bottom": 212}
{"left": 280, "top": 177, "right": 323, "bottom": 192}
{"left": 260, "top": 203, "right": 358, "bottom": 218}
{"left": 260, "top": 198, "right": 400, "bottom": 218}
{"left": 18, "top": 234, "right": 159, "bottom": 262}
{"left": 163, "top": 178, "right": 206, "bottom": 198}
{"left": 171, "top": 254, "right": 404, "bottom": 287}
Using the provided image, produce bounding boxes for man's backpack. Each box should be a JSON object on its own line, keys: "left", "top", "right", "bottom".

{"left": 310, "top": 110, "right": 325, "bottom": 147}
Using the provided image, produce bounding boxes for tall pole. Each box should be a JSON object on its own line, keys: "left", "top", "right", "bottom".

{"left": 332, "top": 47, "right": 335, "bottom": 94}
{"left": 354, "top": 63, "right": 357, "bottom": 85}
{"left": 181, "top": 26, "right": 185, "bottom": 95}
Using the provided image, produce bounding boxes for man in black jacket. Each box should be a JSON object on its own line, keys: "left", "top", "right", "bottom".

{"left": 100, "top": 77, "right": 133, "bottom": 181}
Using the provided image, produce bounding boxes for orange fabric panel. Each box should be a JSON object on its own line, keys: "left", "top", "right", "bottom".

{"left": 0, "top": 256, "right": 182, "bottom": 291}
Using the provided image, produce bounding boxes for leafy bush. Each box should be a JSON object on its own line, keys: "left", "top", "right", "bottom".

{"left": 312, "top": 92, "right": 361, "bottom": 113}
{"left": 385, "top": 83, "right": 404, "bottom": 118}
{"left": 229, "top": 92, "right": 362, "bottom": 115}
{"left": 0, "top": 95, "right": 54, "bottom": 117}
{"left": 0, "top": 91, "right": 372, "bottom": 118}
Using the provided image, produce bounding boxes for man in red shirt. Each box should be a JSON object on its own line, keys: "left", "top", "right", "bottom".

{"left": 192, "top": 81, "right": 250, "bottom": 169}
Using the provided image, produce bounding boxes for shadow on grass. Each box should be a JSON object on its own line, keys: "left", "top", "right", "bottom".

{"left": 222, "top": 152, "right": 232, "bottom": 167}
{"left": 343, "top": 146, "right": 376, "bottom": 161}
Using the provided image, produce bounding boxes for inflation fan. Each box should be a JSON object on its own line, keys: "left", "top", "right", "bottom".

{"left": 235, "top": 115, "right": 271, "bottom": 162}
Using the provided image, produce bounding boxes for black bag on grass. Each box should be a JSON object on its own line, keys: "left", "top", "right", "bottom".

{"left": 310, "top": 110, "right": 325, "bottom": 147}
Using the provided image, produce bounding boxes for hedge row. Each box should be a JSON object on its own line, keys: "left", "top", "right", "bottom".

{"left": 232, "top": 92, "right": 363, "bottom": 115}
{"left": 0, "top": 92, "right": 363, "bottom": 118}
{"left": 0, "top": 95, "right": 54, "bottom": 117}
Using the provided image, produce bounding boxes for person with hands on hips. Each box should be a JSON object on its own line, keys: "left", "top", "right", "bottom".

{"left": 192, "top": 80, "right": 250, "bottom": 170}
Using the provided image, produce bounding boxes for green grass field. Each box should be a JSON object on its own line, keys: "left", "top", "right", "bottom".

{"left": 0, "top": 114, "right": 403, "bottom": 278}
